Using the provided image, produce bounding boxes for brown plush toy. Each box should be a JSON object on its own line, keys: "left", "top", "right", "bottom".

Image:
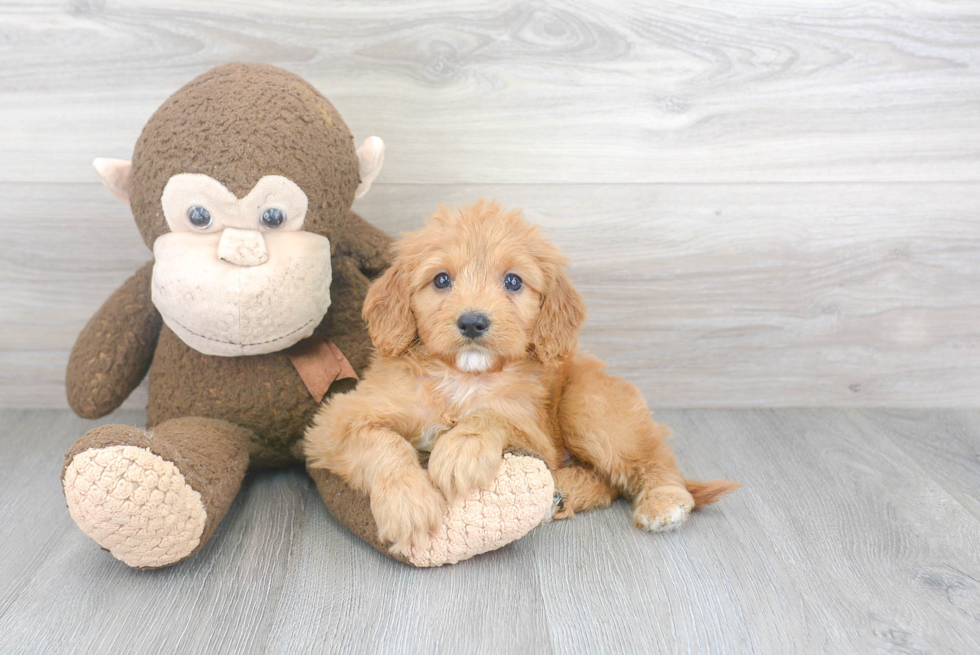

{"left": 62, "top": 63, "right": 555, "bottom": 569}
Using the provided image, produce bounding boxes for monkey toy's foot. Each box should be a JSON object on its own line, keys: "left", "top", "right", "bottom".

{"left": 63, "top": 440, "right": 206, "bottom": 568}
{"left": 404, "top": 451, "right": 556, "bottom": 567}
{"left": 312, "top": 448, "right": 556, "bottom": 567}
{"left": 62, "top": 419, "right": 251, "bottom": 568}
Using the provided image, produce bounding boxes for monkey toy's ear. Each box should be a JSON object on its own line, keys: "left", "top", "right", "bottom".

{"left": 93, "top": 158, "right": 133, "bottom": 204}
{"left": 354, "top": 137, "right": 384, "bottom": 200}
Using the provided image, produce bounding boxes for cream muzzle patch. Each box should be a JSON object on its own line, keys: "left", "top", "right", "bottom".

{"left": 151, "top": 174, "right": 332, "bottom": 357}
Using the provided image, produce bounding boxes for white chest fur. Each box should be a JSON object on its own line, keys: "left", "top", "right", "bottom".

{"left": 411, "top": 368, "right": 499, "bottom": 450}
{"left": 413, "top": 362, "right": 546, "bottom": 450}
{"left": 433, "top": 370, "right": 493, "bottom": 407}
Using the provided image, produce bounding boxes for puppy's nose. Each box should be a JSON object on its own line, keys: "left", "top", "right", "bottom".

{"left": 457, "top": 312, "right": 491, "bottom": 339}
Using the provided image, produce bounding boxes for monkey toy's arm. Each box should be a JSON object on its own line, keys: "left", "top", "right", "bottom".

{"left": 66, "top": 261, "right": 162, "bottom": 419}
{"left": 342, "top": 210, "right": 394, "bottom": 279}
{"left": 316, "top": 254, "right": 376, "bottom": 376}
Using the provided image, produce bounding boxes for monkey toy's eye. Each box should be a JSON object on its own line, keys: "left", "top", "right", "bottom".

{"left": 433, "top": 272, "right": 452, "bottom": 289}
{"left": 187, "top": 206, "right": 212, "bottom": 229}
{"left": 261, "top": 207, "right": 286, "bottom": 228}
{"left": 504, "top": 273, "right": 524, "bottom": 291}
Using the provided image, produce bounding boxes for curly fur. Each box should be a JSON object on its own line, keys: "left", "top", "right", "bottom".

{"left": 304, "top": 200, "right": 740, "bottom": 552}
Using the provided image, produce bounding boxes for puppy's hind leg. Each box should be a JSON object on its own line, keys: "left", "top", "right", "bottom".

{"left": 557, "top": 354, "right": 739, "bottom": 532}
{"left": 551, "top": 465, "right": 620, "bottom": 520}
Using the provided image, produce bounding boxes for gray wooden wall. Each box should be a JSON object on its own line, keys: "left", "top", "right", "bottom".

{"left": 2, "top": 0, "right": 978, "bottom": 408}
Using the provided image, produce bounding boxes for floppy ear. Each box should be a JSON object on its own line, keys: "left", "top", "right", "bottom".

{"left": 362, "top": 259, "right": 416, "bottom": 357}
{"left": 531, "top": 266, "right": 586, "bottom": 366}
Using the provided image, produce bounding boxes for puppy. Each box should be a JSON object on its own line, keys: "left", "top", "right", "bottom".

{"left": 304, "top": 200, "right": 739, "bottom": 553}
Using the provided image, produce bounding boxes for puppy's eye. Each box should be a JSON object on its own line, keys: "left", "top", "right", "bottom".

{"left": 504, "top": 273, "right": 523, "bottom": 292}
{"left": 433, "top": 272, "right": 452, "bottom": 289}
{"left": 187, "top": 206, "right": 212, "bottom": 228}
{"left": 261, "top": 207, "right": 286, "bottom": 228}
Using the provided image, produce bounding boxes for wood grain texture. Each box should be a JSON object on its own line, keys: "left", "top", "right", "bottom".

{"left": 657, "top": 408, "right": 980, "bottom": 653}
{"left": 263, "top": 504, "right": 551, "bottom": 654}
{"left": 3, "top": 2, "right": 979, "bottom": 651}
{"left": 1, "top": 0, "right": 978, "bottom": 406}
{"left": 864, "top": 409, "right": 980, "bottom": 520}
{"left": 1, "top": 0, "right": 979, "bottom": 184}
{"left": 3, "top": 408, "right": 980, "bottom": 653}
{"left": 5, "top": 181, "right": 977, "bottom": 407}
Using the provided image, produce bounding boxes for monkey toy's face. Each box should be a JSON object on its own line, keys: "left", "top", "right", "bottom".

{"left": 151, "top": 173, "right": 331, "bottom": 356}
{"left": 93, "top": 63, "right": 385, "bottom": 357}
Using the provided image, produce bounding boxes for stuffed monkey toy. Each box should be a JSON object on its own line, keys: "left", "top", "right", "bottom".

{"left": 62, "top": 63, "right": 555, "bottom": 568}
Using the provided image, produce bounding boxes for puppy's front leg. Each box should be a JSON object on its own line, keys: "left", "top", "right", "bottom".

{"left": 428, "top": 410, "right": 513, "bottom": 501}
{"left": 367, "top": 439, "right": 447, "bottom": 554}
{"left": 306, "top": 414, "right": 445, "bottom": 554}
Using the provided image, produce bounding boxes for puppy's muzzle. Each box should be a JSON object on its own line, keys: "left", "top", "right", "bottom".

{"left": 457, "top": 312, "right": 491, "bottom": 340}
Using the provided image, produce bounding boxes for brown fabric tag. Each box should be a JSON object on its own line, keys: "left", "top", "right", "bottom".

{"left": 286, "top": 333, "right": 359, "bottom": 402}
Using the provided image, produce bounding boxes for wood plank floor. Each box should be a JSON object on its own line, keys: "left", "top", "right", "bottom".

{"left": 2, "top": 408, "right": 979, "bottom": 654}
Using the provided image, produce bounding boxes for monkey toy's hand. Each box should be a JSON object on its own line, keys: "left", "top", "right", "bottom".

{"left": 66, "top": 261, "right": 161, "bottom": 419}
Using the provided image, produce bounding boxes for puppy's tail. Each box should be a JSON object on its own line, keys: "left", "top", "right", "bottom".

{"left": 685, "top": 478, "right": 742, "bottom": 509}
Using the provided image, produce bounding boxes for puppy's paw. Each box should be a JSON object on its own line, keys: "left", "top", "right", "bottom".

{"left": 370, "top": 472, "right": 447, "bottom": 554}
{"left": 545, "top": 488, "right": 570, "bottom": 522}
{"left": 633, "top": 485, "right": 695, "bottom": 533}
{"left": 428, "top": 431, "right": 503, "bottom": 501}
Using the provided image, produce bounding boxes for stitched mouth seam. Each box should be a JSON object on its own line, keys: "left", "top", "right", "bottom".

{"left": 169, "top": 316, "right": 318, "bottom": 347}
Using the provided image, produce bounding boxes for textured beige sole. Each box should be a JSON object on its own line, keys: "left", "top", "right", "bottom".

{"left": 63, "top": 444, "right": 207, "bottom": 568}
{"left": 404, "top": 453, "right": 555, "bottom": 567}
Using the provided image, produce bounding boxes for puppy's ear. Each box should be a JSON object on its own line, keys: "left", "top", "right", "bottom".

{"left": 363, "top": 259, "right": 416, "bottom": 357}
{"left": 532, "top": 266, "right": 586, "bottom": 366}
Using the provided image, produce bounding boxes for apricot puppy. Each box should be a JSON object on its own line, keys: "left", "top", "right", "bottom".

{"left": 304, "top": 200, "right": 739, "bottom": 553}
